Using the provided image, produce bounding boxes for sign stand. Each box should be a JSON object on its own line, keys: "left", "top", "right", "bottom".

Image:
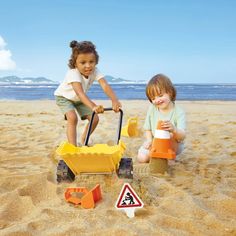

{"left": 115, "top": 183, "right": 144, "bottom": 218}
{"left": 124, "top": 208, "right": 135, "bottom": 218}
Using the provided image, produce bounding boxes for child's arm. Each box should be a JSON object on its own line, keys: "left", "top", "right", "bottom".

{"left": 142, "top": 130, "right": 153, "bottom": 148}
{"left": 161, "top": 121, "right": 186, "bottom": 142}
{"left": 172, "top": 128, "right": 186, "bottom": 143}
{"left": 71, "top": 82, "right": 104, "bottom": 113}
{"left": 98, "top": 78, "right": 121, "bottom": 112}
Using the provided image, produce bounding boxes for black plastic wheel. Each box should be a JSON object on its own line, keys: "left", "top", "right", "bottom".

{"left": 56, "top": 160, "right": 75, "bottom": 183}
{"left": 117, "top": 157, "right": 133, "bottom": 179}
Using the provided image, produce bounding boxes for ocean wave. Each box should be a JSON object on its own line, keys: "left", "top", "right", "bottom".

{"left": 0, "top": 85, "right": 58, "bottom": 88}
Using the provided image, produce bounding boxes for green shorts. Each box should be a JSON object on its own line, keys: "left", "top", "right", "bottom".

{"left": 55, "top": 96, "right": 93, "bottom": 120}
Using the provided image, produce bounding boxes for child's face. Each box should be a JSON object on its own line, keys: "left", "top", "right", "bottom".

{"left": 151, "top": 93, "right": 171, "bottom": 109}
{"left": 76, "top": 53, "right": 96, "bottom": 77}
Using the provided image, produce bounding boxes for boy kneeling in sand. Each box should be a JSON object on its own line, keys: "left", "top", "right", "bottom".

{"left": 137, "top": 74, "right": 186, "bottom": 163}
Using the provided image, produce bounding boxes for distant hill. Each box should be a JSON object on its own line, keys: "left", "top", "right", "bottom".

{"left": 104, "top": 75, "right": 131, "bottom": 83}
{"left": 0, "top": 75, "right": 146, "bottom": 84}
{"left": 0, "top": 76, "right": 57, "bottom": 84}
{"left": 104, "top": 75, "right": 146, "bottom": 84}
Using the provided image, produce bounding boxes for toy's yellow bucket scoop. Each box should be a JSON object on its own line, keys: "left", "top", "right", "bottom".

{"left": 121, "top": 117, "right": 139, "bottom": 137}
{"left": 56, "top": 141, "right": 126, "bottom": 174}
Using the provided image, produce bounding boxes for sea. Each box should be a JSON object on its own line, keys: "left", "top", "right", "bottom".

{"left": 0, "top": 83, "right": 236, "bottom": 101}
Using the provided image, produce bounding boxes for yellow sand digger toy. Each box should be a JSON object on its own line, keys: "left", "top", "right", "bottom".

{"left": 56, "top": 108, "right": 133, "bottom": 183}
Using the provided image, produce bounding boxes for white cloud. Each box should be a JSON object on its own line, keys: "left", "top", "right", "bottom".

{"left": 0, "top": 36, "right": 6, "bottom": 49}
{"left": 0, "top": 36, "right": 16, "bottom": 70}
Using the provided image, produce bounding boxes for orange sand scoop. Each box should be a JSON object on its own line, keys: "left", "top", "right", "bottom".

{"left": 64, "top": 184, "right": 102, "bottom": 209}
{"left": 150, "top": 120, "right": 176, "bottom": 160}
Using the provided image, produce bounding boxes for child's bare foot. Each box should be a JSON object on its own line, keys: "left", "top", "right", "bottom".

{"left": 80, "top": 137, "right": 94, "bottom": 146}
{"left": 80, "top": 139, "right": 85, "bottom": 146}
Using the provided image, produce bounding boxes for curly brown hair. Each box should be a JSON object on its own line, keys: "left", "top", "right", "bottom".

{"left": 68, "top": 40, "right": 99, "bottom": 69}
{"left": 146, "top": 74, "right": 176, "bottom": 102}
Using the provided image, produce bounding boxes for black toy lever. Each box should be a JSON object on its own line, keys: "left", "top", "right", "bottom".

{"left": 84, "top": 108, "right": 123, "bottom": 146}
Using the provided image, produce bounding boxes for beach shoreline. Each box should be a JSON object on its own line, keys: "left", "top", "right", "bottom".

{"left": 0, "top": 100, "right": 236, "bottom": 235}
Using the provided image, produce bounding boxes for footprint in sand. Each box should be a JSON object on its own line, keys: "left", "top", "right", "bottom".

{"left": 1, "top": 191, "right": 35, "bottom": 222}
{"left": 226, "top": 121, "right": 236, "bottom": 125}
{"left": 230, "top": 151, "right": 236, "bottom": 157}
{"left": 133, "top": 164, "right": 150, "bottom": 178}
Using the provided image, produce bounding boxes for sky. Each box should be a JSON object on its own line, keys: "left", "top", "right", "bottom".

{"left": 0, "top": 0, "right": 235, "bottom": 83}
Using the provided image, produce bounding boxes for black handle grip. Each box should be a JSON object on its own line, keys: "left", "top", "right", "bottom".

{"left": 84, "top": 108, "right": 123, "bottom": 146}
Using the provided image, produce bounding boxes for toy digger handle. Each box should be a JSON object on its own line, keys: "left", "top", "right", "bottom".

{"left": 84, "top": 108, "right": 123, "bottom": 146}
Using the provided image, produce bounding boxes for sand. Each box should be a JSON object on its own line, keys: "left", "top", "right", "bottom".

{"left": 0, "top": 100, "right": 236, "bottom": 236}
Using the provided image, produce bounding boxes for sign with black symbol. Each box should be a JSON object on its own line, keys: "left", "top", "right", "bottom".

{"left": 115, "top": 183, "right": 144, "bottom": 218}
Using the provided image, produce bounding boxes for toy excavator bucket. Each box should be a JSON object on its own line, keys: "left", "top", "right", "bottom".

{"left": 56, "top": 108, "right": 126, "bottom": 175}
{"left": 65, "top": 184, "right": 102, "bottom": 209}
{"left": 121, "top": 117, "right": 139, "bottom": 137}
{"left": 56, "top": 141, "right": 126, "bottom": 174}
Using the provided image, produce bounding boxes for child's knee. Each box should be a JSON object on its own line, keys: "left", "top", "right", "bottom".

{"left": 66, "top": 112, "right": 78, "bottom": 125}
{"left": 137, "top": 146, "right": 150, "bottom": 163}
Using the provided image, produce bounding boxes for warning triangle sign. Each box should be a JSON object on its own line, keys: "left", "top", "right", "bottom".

{"left": 115, "top": 183, "right": 144, "bottom": 209}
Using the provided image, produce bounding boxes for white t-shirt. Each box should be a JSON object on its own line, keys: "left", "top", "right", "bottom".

{"left": 54, "top": 68, "right": 104, "bottom": 101}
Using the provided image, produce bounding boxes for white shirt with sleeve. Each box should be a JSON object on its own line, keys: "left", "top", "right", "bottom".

{"left": 54, "top": 67, "right": 104, "bottom": 102}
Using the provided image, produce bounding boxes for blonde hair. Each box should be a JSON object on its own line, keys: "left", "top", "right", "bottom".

{"left": 146, "top": 74, "right": 176, "bottom": 102}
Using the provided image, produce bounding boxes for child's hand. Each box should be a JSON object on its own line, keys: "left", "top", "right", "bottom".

{"left": 92, "top": 105, "right": 104, "bottom": 114}
{"left": 112, "top": 100, "right": 122, "bottom": 112}
{"left": 142, "top": 140, "right": 152, "bottom": 149}
{"left": 161, "top": 120, "right": 176, "bottom": 133}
